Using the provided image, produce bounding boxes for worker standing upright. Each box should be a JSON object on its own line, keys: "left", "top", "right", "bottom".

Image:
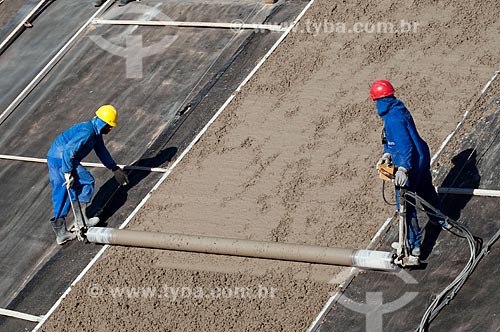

{"left": 46, "top": 105, "right": 129, "bottom": 245}
{"left": 371, "top": 80, "right": 449, "bottom": 259}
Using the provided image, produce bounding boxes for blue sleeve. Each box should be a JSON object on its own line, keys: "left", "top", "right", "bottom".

{"left": 382, "top": 129, "right": 389, "bottom": 154}
{"left": 94, "top": 136, "right": 117, "bottom": 170}
{"left": 387, "top": 119, "right": 414, "bottom": 171}
{"left": 62, "top": 130, "right": 92, "bottom": 173}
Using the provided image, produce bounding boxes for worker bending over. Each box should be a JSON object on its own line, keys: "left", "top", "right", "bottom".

{"left": 46, "top": 105, "right": 129, "bottom": 245}
{"left": 371, "top": 80, "right": 449, "bottom": 259}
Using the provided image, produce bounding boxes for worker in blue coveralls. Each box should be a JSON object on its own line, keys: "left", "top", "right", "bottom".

{"left": 371, "top": 80, "right": 450, "bottom": 260}
{"left": 46, "top": 105, "right": 129, "bottom": 245}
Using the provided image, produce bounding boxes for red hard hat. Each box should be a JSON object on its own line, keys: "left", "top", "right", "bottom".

{"left": 370, "top": 80, "right": 395, "bottom": 100}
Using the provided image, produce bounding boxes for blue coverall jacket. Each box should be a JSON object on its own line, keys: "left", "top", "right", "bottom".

{"left": 47, "top": 117, "right": 117, "bottom": 219}
{"left": 377, "top": 96, "right": 430, "bottom": 173}
{"left": 376, "top": 96, "right": 441, "bottom": 251}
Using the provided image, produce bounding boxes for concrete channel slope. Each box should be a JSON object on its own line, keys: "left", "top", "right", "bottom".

{"left": 36, "top": 0, "right": 499, "bottom": 331}
{"left": 0, "top": 0, "right": 305, "bottom": 330}
{"left": 316, "top": 78, "right": 500, "bottom": 332}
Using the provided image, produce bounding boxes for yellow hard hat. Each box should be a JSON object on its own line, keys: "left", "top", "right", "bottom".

{"left": 95, "top": 105, "right": 118, "bottom": 127}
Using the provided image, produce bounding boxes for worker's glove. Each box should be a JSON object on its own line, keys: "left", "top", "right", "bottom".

{"left": 63, "top": 172, "right": 74, "bottom": 189}
{"left": 113, "top": 167, "right": 129, "bottom": 186}
{"left": 376, "top": 153, "right": 392, "bottom": 170}
{"left": 394, "top": 167, "right": 408, "bottom": 187}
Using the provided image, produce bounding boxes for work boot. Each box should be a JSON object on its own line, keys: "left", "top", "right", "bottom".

{"left": 93, "top": 0, "right": 106, "bottom": 7}
{"left": 84, "top": 203, "right": 101, "bottom": 227}
{"left": 406, "top": 255, "right": 420, "bottom": 266}
{"left": 75, "top": 201, "right": 100, "bottom": 228}
{"left": 439, "top": 220, "right": 453, "bottom": 230}
{"left": 431, "top": 219, "right": 453, "bottom": 230}
{"left": 50, "top": 217, "right": 76, "bottom": 245}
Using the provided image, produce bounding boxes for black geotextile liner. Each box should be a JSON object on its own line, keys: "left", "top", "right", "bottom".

{"left": 0, "top": 0, "right": 39, "bottom": 40}
{"left": 0, "top": 0, "right": 96, "bottom": 111}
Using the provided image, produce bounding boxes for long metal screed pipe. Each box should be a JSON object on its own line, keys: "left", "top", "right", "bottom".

{"left": 86, "top": 228, "right": 396, "bottom": 271}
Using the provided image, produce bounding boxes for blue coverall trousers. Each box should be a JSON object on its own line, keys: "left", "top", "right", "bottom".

{"left": 395, "top": 168, "right": 442, "bottom": 252}
{"left": 47, "top": 157, "right": 95, "bottom": 219}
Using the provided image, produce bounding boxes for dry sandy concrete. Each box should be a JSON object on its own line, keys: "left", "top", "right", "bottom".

{"left": 41, "top": 0, "right": 500, "bottom": 331}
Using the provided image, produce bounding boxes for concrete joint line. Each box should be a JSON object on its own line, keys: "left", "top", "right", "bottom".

{"left": 0, "top": 308, "right": 43, "bottom": 322}
{"left": 436, "top": 187, "right": 500, "bottom": 197}
{"left": 92, "top": 19, "right": 287, "bottom": 32}
{"left": 31, "top": 1, "right": 316, "bottom": 330}
{"left": 0, "top": 154, "right": 168, "bottom": 173}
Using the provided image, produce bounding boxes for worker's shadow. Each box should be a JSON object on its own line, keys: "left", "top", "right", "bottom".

{"left": 86, "top": 147, "right": 177, "bottom": 225}
{"left": 420, "top": 148, "right": 480, "bottom": 260}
